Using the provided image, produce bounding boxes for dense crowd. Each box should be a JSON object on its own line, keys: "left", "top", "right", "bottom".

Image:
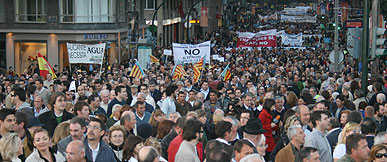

{"left": 1, "top": 3, "right": 387, "bottom": 162}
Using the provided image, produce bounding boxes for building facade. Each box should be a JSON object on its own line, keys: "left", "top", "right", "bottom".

{"left": 0, "top": 0, "right": 129, "bottom": 75}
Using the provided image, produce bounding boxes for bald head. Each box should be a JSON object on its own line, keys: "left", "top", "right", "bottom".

{"left": 138, "top": 146, "right": 159, "bottom": 162}
{"left": 66, "top": 140, "right": 86, "bottom": 162}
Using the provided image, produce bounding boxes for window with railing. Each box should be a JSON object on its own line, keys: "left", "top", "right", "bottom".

{"left": 59, "top": 0, "right": 115, "bottom": 23}
{"left": 15, "top": 0, "right": 47, "bottom": 22}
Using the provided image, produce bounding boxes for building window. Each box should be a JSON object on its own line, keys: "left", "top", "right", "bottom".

{"left": 145, "top": 0, "right": 155, "bottom": 10}
{"left": 15, "top": 0, "right": 47, "bottom": 22}
{"left": 0, "top": 0, "right": 5, "bottom": 22}
{"left": 119, "top": 0, "right": 126, "bottom": 22}
{"left": 59, "top": 0, "right": 115, "bottom": 23}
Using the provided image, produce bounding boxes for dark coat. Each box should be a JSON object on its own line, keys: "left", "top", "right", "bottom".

{"left": 327, "top": 128, "right": 342, "bottom": 151}
{"left": 161, "top": 129, "right": 179, "bottom": 160}
{"left": 84, "top": 139, "right": 117, "bottom": 162}
{"left": 39, "top": 110, "right": 74, "bottom": 137}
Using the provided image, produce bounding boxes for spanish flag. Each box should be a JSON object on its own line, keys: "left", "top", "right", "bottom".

{"left": 37, "top": 52, "right": 57, "bottom": 79}
{"left": 220, "top": 64, "right": 231, "bottom": 81}
{"left": 129, "top": 60, "right": 145, "bottom": 79}
{"left": 149, "top": 54, "right": 160, "bottom": 64}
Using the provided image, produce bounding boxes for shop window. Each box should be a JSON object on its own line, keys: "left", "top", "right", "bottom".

{"left": 16, "top": 42, "right": 47, "bottom": 75}
{"left": 59, "top": 0, "right": 115, "bottom": 23}
{"left": 0, "top": 0, "right": 5, "bottom": 22}
{"left": 15, "top": 0, "right": 47, "bottom": 22}
{"left": 145, "top": 0, "right": 155, "bottom": 10}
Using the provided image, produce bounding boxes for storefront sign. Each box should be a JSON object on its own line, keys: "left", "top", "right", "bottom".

{"left": 237, "top": 30, "right": 278, "bottom": 48}
{"left": 84, "top": 34, "right": 108, "bottom": 40}
{"left": 67, "top": 43, "right": 105, "bottom": 64}
{"left": 173, "top": 41, "right": 211, "bottom": 64}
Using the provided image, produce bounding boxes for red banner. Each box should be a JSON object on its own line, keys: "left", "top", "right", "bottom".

{"left": 200, "top": 6, "right": 208, "bottom": 27}
{"left": 237, "top": 34, "right": 277, "bottom": 47}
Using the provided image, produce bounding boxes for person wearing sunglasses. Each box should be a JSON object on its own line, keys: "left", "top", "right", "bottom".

{"left": 369, "top": 144, "right": 387, "bottom": 162}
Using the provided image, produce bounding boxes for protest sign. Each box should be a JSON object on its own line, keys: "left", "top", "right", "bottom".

{"left": 173, "top": 41, "right": 211, "bottom": 64}
{"left": 281, "top": 33, "right": 303, "bottom": 46}
{"left": 237, "top": 30, "right": 277, "bottom": 48}
{"left": 67, "top": 43, "right": 105, "bottom": 64}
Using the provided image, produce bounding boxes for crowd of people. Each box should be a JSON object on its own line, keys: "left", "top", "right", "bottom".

{"left": 0, "top": 3, "right": 387, "bottom": 162}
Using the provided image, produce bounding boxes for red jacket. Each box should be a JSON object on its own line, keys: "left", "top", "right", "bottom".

{"left": 258, "top": 109, "right": 276, "bottom": 152}
{"left": 167, "top": 133, "right": 204, "bottom": 162}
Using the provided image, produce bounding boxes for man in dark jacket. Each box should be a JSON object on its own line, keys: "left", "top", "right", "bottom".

{"left": 161, "top": 116, "right": 185, "bottom": 160}
{"left": 84, "top": 117, "right": 116, "bottom": 162}
{"left": 39, "top": 92, "right": 74, "bottom": 136}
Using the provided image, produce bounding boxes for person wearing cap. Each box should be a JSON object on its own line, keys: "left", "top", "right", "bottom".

{"left": 128, "top": 84, "right": 139, "bottom": 105}
{"left": 242, "top": 118, "right": 266, "bottom": 153}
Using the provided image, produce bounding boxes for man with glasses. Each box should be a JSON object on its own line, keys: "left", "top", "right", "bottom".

{"left": 85, "top": 117, "right": 116, "bottom": 162}
{"left": 11, "top": 87, "right": 34, "bottom": 122}
{"left": 58, "top": 117, "right": 87, "bottom": 155}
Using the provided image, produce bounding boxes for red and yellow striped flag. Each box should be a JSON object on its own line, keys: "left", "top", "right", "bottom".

{"left": 172, "top": 64, "right": 188, "bottom": 80}
{"left": 149, "top": 54, "right": 160, "bottom": 64}
{"left": 195, "top": 56, "right": 205, "bottom": 70}
{"left": 129, "top": 61, "right": 145, "bottom": 79}
{"left": 193, "top": 64, "right": 201, "bottom": 83}
{"left": 220, "top": 64, "right": 231, "bottom": 81}
{"left": 37, "top": 52, "right": 57, "bottom": 79}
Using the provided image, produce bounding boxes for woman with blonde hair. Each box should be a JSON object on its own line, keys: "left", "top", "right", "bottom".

{"left": 286, "top": 91, "right": 298, "bottom": 108}
{"left": 109, "top": 125, "right": 127, "bottom": 162}
{"left": 0, "top": 133, "right": 23, "bottom": 162}
{"left": 333, "top": 122, "right": 360, "bottom": 161}
{"left": 149, "top": 109, "right": 166, "bottom": 137}
{"left": 369, "top": 144, "right": 387, "bottom": 162}
{"left": 144, "top": 137, "right": 167, "bottom": 162}
{"left": 52, "top": 121, "right": 70, "bottom": 146}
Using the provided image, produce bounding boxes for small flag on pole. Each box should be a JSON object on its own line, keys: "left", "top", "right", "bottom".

{"left": 129, "top": 60, "right": 145, "bottom": 79}
{"left": 149, "top": 54, "right": 160, "bottom": 64}
{"left": 220, "top": 64, "right": 231, "bottom": 81}
{"left": 172, "top": 61, "right": 188, "bottom": 80}
{"left": 193, "top": 64, "right": 201, "bottom": 83}
{"left": 195, "top": 56, "right": 205, "bottom": 70}
{"left": 37, "top": 51, "right": 57, "bottom": 79}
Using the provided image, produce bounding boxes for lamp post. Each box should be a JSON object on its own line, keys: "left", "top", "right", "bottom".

{"left": 361, "top": 0, "right": 369, "bottom": 95}
{"left": 186, "top": 0, "right": 205, "bottom": 43}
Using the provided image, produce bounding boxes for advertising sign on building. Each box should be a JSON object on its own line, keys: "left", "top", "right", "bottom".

{"left": 173, "top": 41, "right": 211, "bottom": 64}
{"left": 67, "top": 43, "right": 105, "bottom": 64}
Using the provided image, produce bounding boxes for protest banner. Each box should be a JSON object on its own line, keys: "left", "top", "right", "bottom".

{"left": 67, "top": 43, "right": 105, "bottom": 64}
{"left": 281, "top": 33, "right": 303, "bottom": 46}
{"left": 236, "top": 30, "right": 277, "bottom": 48}
{"left": 173, "top": 41, "right": 211, "bottom": 64}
